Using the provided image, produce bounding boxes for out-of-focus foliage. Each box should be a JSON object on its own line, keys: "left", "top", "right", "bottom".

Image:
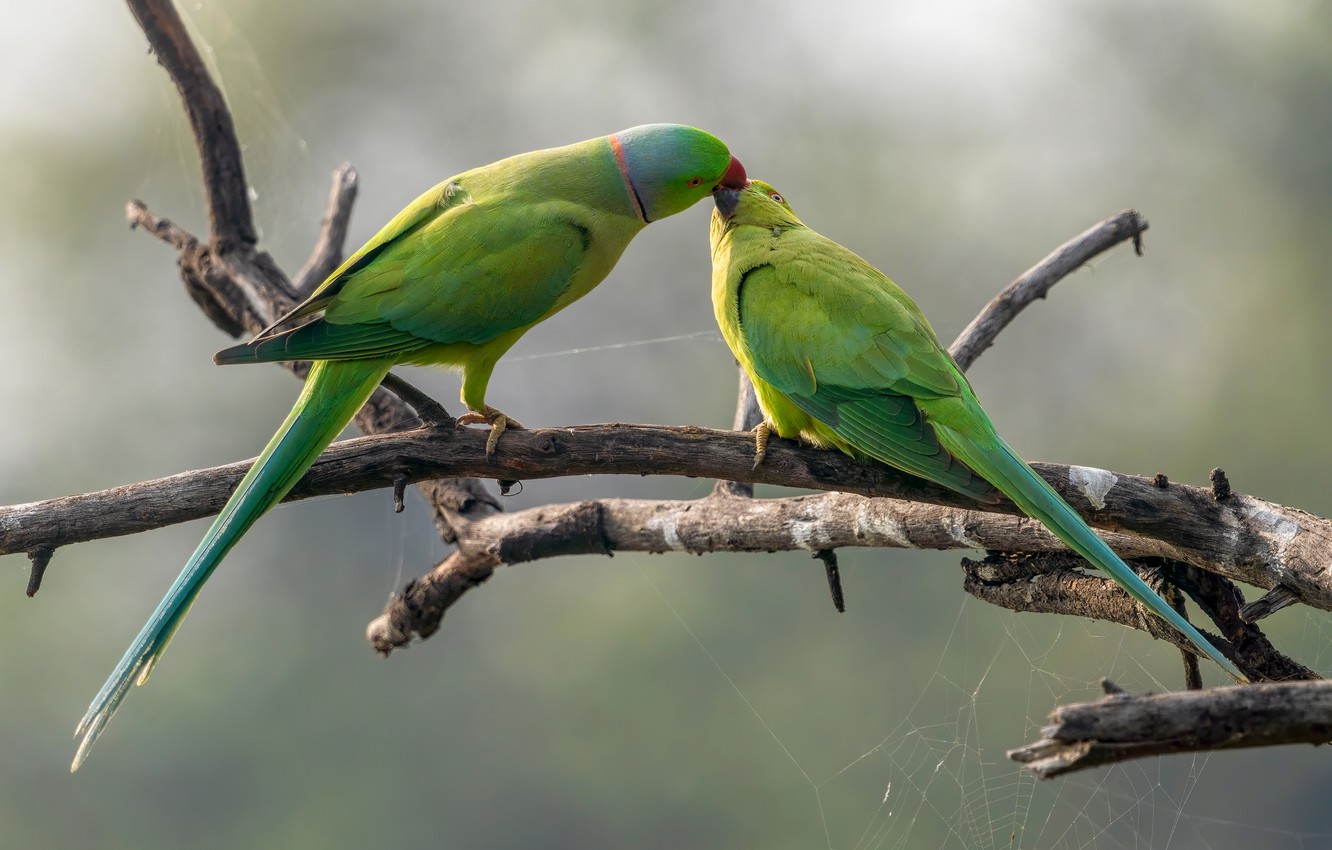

{"left": 2, "top": 2, "right": 1330, "bottom": 847}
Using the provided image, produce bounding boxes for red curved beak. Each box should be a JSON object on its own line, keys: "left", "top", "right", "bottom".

{"left": 717, "top": 155, "right": 748, "bottom": 190}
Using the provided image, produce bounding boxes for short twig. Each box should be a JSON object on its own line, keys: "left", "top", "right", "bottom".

{"left": 814, "top": 549, "right": 845, "bottom": 613}
{"left": 1241, "top": 586, "right": 1301, "bottom": 623}
{"left": 26, "top": 547, "right": 53, "bottom": 597}
{"left": 392, "top": 472, "right": 408, "bottom": 514}
{"left": 126, "top": 199, "right": 199, "bottom": 252}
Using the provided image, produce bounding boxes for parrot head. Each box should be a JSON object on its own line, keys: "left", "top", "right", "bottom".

{"left": 611, "top": 124, "right": 745, "bottom": 222}
{"left": 712, "top": 178, "right": 803, "bottom": 228}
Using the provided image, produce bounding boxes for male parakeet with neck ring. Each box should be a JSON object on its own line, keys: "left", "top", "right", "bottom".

{"left": 71, "top": 125, "right": 749, "bottom": 770}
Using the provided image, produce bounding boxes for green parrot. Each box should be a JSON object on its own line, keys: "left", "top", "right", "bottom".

{"left": 709, "top": 179, "right": 1245, "bottom": 682}
{"left": 72, "top": 124, "right": 749, "bottom": 770}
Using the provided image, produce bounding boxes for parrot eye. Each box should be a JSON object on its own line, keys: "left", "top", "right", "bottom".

{"left": 688, "top": 177, "right": 703, "bottom": 187}
{"left": 769, "top": 192, "right": 784, "bottom": 203}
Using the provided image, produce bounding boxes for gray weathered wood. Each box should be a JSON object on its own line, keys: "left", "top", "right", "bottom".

{"left": 1010, "top": 681, "right": 1332, "bottom": 778}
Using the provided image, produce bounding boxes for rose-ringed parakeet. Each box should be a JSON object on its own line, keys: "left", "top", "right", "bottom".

{"left": 72, "top": 125, "right": 749, "bottom": 770}
{"left": 709, "top": 178, "right": 1244, "bottom": 682}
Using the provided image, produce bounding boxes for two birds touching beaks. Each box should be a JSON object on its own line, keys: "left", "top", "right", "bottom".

{"left": 70, "top": 124, "right": 1246, "bottom": 772}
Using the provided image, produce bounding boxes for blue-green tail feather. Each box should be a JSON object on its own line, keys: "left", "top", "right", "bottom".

{"left": 71, "top": 358, "right": 394, "bottom": 771}
{"left": 933, "top": 424, "right": 1246, "bottom": 683}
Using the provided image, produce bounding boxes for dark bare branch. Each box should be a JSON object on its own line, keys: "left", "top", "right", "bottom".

{"left": 126, "top": 0, "right": 257, "bottom": 251}
{"left": 963, "top": 553, "right": 1220, "bottom": 659}
{"left": 120, "top": 1, "right": 492, "bottom": 586}
{"left": 26, "top": 547, "right": 53, "bottom": 598}
{"left": 1164, "top": 561, "right": 1317, "bottom": 682}
{"left": 1009, "top": 682, "right": 1332, "bottom": 778}
{"left": 365, "top": 491, "right": 1316, "bottom": 669}
{"left": 962, "top": 553, "right": 1312, "bottom": 682}
{"left": 949, "top": 210, "right": 1149, "bottom": 370}
{"left": 126, "top": 199, "right": 199, "bottom": 252}
{"left": 1241, "top": 586, "right": 1301, "bottom": 623}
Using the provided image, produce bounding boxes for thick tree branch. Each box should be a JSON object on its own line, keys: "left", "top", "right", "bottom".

{"left": 1009, "top": 681, "right": 1332, "bottom": 778}
{"left": 8, "top": 421, "right": 1329, "bottom": 613}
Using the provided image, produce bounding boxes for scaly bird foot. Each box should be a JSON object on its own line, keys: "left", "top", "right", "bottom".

{"left": 456, "top": 406, "right": 525, "bottom": 458}
{"left": 752, "top": 421, "right": 772, "bottom": 471}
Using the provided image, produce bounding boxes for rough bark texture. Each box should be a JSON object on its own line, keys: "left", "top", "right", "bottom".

{"left": 1010, "top": 681, "right": 1332, "bottom": 778}
{"left": 7, "top": 424, "right": 1330, "bottom": 619}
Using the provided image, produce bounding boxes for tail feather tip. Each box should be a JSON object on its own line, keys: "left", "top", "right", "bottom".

{"left": 212, "top": 343, "right": 251, "bottom": 365}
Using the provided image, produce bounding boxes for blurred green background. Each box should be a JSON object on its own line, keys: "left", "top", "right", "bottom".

{"left": 3, "top": 1, "right": 1331, "bottom": 847}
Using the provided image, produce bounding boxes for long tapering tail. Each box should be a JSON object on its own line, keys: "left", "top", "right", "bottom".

{"left": 72, "top": 358, "right": 394, "bottom": 771}
{"left": 933, "top": 424, "right": 1247, "bottom": 682}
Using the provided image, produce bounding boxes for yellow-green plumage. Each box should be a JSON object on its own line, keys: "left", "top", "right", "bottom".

{"left": 710, "top": 180, "right": 1244, "bottom": 682}
{"left": 73, "top": 125, "right": 744, "bottom": 770}
{"left": 222, "top": 133, "right": 706, "bottom": 408}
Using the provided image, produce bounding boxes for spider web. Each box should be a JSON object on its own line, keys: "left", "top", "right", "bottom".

{"left": 636, "top": 548, "right": 1332, "bottom": 850}
{"left": 137, "top": 1, "right": 315, "bottom": 258}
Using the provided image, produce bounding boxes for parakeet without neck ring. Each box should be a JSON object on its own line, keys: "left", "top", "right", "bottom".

{"left": 709, "top": 178, "right": 1244, "bottom": 683}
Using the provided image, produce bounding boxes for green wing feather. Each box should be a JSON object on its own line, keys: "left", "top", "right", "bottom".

{"left": 715, "top": 184, "right": 1244, "bottom": 681}
{"left": 219, "top": 200, "right": 594, "bottom": 365}
{"left": 735, "top": 250, "right": 994, "bottom": 501}
{"left": 263, "top": 179, "right": 472, "bottom": 333}
{"left": 215, "top": 322, "right": 429, "bottom": 365}
{"left": 346, "top": 201, "right": 591, "bottom": 344}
